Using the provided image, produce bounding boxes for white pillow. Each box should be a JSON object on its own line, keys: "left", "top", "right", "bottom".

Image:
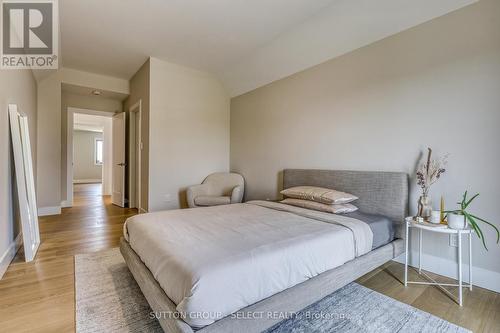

{"left": 280, "top": 186, "right": 358, "bottom": 204}
{"left": 281, "top": 198, "right": 358, "bottom": 214}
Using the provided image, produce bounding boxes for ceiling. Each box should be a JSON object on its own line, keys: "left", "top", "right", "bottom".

{"left": 60, "top": 0, "right": 477, "bottom": 97}
{"left": 61, "top": 0, "right": 333, "bottom": 78}
{"left": 62, "top": 83, "right": 129, "bottom": 101}
{"left": 73, "top": 113, "right": 109, "bottom": 132}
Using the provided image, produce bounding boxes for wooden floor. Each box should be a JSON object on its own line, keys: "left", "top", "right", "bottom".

{"left": 0, "top": 184, "right": 137, "bottom": 333}
{"left": 357, "top": 262, "right": 500, "bottom": 332}
{"left": 0, "top": 183, "right": 498, "bottom": 332}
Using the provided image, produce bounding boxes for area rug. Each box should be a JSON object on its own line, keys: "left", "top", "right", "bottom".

{"left": 75, "top": 248, "right": 162, "bottom": 332}
{"left": 264, "top": 283, "right": 470, "bottom": 333}
{"left": 75, "top": 248, "right": 470, "bottom": 333}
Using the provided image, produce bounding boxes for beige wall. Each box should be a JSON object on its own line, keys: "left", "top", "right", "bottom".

{"left": 148, "top": 57, "right": 230, "bottom": 211}
{"left": 0, "top": 70, "right": 37, "bottom": 273}
{"left": 73, "top": 130, "right": 103, "bottom": 181}
{"left": 124, "top": 59, "right": 150, "bottom": 211}
{"left": 61, "top": 92, "right": 122, "bottom": 202}
{"left": 36, "top": 68, "right": 129, "bottom": 210}
{"left": 37, "top": 72, "right": 62, "bottom": 209}
{"left": 231, "top": 0, "right": 500, "bottom": 281}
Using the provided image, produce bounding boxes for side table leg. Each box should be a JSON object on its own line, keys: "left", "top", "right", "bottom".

{"left": 458, "top": 231, "right": 463, "bottom": 306}
{"left": 418, "top": 228, "right": 422, "bottom": 274}
{"left": 404, "top": 222, "right": 409, "bottom": 286}
{"left": 469, "top": 232, "right": 472, "bottom": 291}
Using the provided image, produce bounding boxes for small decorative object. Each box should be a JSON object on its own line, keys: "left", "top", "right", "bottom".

{"left": 416, "top": 148, "right": 448, "bottom": 219}
{"left": 418, "top": 195, "right": 433, "bottom": 219}
{"left": 440, "top": 196, "right": 446, "bottom": 224}
{"left": 430, "top": 210, "right": 441, "bottom": 224}
{"left": 446, "top": 191, "right": 500, "bottom": 250}
{"left": 416, "top": 216, "right": 424, "bottom": 223}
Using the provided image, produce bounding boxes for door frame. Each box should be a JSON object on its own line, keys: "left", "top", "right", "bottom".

{"left": 112, "top": 112, "right": 127, "bottom": 207}
{"left": 65, "top": 107, "right": 114, "bottom": 207}
{"left": 128, "top": 100, "right": 143, "bottom": 212}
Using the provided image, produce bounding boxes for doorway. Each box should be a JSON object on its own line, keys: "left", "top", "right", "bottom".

{"left": 73, "top": 115, "right": 104, "bottom": 185}
{"left": 66, "top": 108, "right": 114, "bottom": 207}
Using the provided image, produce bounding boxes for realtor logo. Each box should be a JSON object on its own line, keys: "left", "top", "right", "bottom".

{"left": 1, "top": 0, "right": 58, "bottom": 69}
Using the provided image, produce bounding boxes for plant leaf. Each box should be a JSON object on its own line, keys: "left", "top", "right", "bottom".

{"left": 461, "top": 191, "right": 468, "bottom": 210}
{"left": 470, "top": 214, "right": 500, "bottom": 244}
{"left": 467, "top": 218, "right": 483, "bottom": 246}
{"left": 464, "top": 193, "right": 479, "bottom": 209}
{"left": 470, "top": 223, "right": 487, "bottom": 251}
{"left": 465, "top": 213, "right": 488, "bottom": 250}
{"left": 468, "top": 220, "right": 482, "bottom": 242}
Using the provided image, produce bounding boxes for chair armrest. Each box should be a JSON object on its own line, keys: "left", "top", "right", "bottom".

{"left": 186, "top": 184, "right": 211, "bottom": 208}
{"left": 230, "top": 185, "right": 244, "bottom": 204}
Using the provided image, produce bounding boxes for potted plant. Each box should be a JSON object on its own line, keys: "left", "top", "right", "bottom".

{"left": 446, "top": 191, "right": 500, "bottom": 250}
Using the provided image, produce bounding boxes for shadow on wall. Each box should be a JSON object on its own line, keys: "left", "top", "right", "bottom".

{"left": 411, "top": 150, "right": 424, "bottom": 191}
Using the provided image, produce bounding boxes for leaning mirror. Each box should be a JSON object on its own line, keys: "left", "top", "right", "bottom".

{"left": 9, "top": 104, "right": 40, "bottom": 262}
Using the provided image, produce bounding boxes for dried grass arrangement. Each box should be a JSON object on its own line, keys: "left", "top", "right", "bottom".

{"left": 416, "top": 148, "right": 448, "bottom": 197}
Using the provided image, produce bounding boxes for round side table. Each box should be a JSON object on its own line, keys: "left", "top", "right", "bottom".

{"left": 404, "top": 217, "right": 473, "bottom": 306}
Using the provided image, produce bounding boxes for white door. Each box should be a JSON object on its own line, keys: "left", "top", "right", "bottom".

{"left": 112, "top": 112, "right": 126, "bottom": 207}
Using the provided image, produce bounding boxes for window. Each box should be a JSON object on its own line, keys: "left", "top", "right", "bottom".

{"left": 95, "top": 138, "right": 103, "bottom": 165}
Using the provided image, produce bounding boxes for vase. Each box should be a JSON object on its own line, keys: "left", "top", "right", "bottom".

{"left": 448, "top": 213, "right": 468, "bottom": 229}
{"left": 418, "top": 195, "right": 432, "bottom": 219}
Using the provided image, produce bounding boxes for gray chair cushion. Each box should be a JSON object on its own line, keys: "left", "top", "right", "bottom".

{"left": 187, "top": 173, "right": 245, "bottom": 208}
{"left": 203, "top": 173, "right": 245, "bottom": 197}
{"left": 194, "top": 195, "right": 231, "bottom": 206}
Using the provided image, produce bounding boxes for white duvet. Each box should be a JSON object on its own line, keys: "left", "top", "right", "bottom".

{"left": 124, "top": 201, "right": 373, "bottom": 328}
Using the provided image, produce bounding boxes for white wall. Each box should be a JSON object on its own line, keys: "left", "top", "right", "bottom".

{"left": 231, "top": 0, "right": 500, "bottom": 291}
{"left": 73, "top": 130, "right": 103, "bottom": 182}
{"left": 37, "top": 72, "right": 62, "bottom": 210}
{"left": 36, "top": 68, "right": 129, "bottom": 212}
{"left": 148, "top": 57, "right": 230, "bottom": 211}
{"left": 0, "top": 70, "right": 37, "bottom": 278}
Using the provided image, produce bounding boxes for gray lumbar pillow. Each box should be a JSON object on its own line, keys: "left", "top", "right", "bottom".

{"left": 281, "top": 198, "right": 358, "bottom": 214}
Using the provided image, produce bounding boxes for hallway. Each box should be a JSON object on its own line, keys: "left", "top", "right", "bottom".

{"left": 0, "top": 184, "right": 137, "bottom": 332}
{"left": 73, "top": 183, "right": 105, "bottom": 207}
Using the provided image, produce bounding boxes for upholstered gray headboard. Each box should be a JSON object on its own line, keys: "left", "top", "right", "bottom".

{"left": 283, "top": 169, "right": 409, "bottom": 222}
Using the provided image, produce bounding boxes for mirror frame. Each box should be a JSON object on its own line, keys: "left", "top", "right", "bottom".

{"left": 9, "top": 104, "right": 40, "bottom": 262}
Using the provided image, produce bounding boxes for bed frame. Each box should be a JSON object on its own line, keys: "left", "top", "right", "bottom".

{"left": 120, "top": 169, "right": 409, "bottom": 333}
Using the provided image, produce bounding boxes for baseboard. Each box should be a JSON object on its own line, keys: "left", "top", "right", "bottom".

{"left": 0, "top": 233, "right": 22, "bottom": 280}
{"left": 394, "top": 251, "right": 500, "bottom": 293}
{"left": 73, "top": 179, "right": 102, "bottom": 184}
{"left": 38, "top": 206, "right": 61, "bottom": 216}
{"left": 61, "top": 200, "right": 72, "bottom": 208}
{"left": 139, "top": 208, "right": 148, "bottom": 214}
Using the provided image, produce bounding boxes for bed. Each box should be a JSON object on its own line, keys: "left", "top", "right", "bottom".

{"left": 120, "top": 169, "right": 409, "bottom": 333}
